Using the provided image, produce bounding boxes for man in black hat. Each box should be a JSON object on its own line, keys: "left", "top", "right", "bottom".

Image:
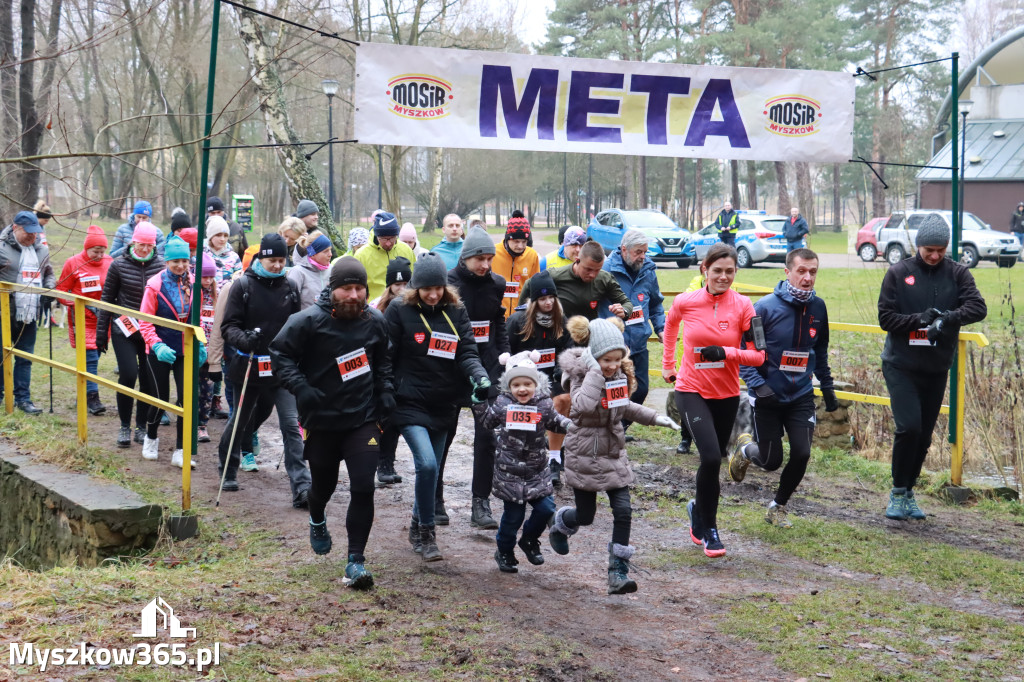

{"left": 271, "top": 257, "right": 393, "bottom": 589}
{"left": 218, "top": 233, "right": 310, "bottom": 503}
{"left": 206, "top": 196, "right": 248, "bottom": 259}
{"left": 877, "top": 215, "right": 986, "bottom": 521}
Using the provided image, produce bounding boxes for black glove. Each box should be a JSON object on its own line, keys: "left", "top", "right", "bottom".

{"left": 377, "top": 391, "right": 396, "bottom": 420}
{"left": 699, "top": 345, "right": 726, "bottom": 363}
{"left": 918, "top": 308, "right": 943, "bottom": 327}
{"left": 238, "top": 329, "right": 263, "bottom": 353}
{"left": 487, "top": 383, "right": 501, "bottom": 401}
{"left": 926, "top": 317, "right": 945, "bottom": 344}
{"left": 39, "top": 295, "right": 53, "bottom": 312}
{"left": 822, "top": 387, "right": 839, "bottom": 412}
{"left": 95, "top": 337, "right": 108, "bottom": 355}
{"left": 294, "top": 384, "right": 326, "bottom": 415}
{"left": 207, "top": 370, "right": 222, "bottom": 383}
{"left": 754, "top": 383, "right": 779, "bottom": 409}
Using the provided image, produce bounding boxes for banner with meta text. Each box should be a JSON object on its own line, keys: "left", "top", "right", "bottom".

{"left": 354, "top": 43, "right": 855, "bottom": 162}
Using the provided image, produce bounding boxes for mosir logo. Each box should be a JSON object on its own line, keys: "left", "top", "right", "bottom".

{"left": 387, "top": 74, "right": 453, "bottom": 119}
{"left": 763, "top": 95, "right": 822, "bottom": 137}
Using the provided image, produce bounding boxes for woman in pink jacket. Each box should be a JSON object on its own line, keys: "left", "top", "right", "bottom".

{"left": 137, "top": 236, "right": 204, "bottom": 468}
{"left": 662, "top": 244, "right": 764, "bottom": 558}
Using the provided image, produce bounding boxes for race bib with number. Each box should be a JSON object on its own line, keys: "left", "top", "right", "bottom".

{"left": 471, "top": 321, "right": 490, "bottom": 344}
{"left": 336, "top": 348, "right": 371, "bottom": 381}
{"left": 257, "top": 355, "right": 273, "bottom": 377}
{"left": 624, "top": 308, "right": 645, "bottom": 326}
{"left": 779, "top": 350, "right": 810, "bottom": 373}
{"left": 426, "top": 332, "right": 458, "bottom": 359}
{"left": 536, "top": 348, "right": 556, "bottom": 369}
{"left": 20, "top": 267, "right": 41, "bottom": 284}
{"left": 79, "top": 274, "right": 101, "bottom": 293}
{"left": 603, "top": 378, "right": 629, "bottom": 409}
{"left": 909, "top": 328, "right": 932, "bottom": 346}
{"left": 200, "top": 305, "right": 215, "bottom": 325}
{"left": 115, "top": 315, "right": 139, "bottom": 337}
{"left": 693, "top": 347, "right": 725, "bottom": 370}
{"left": 504, "top": 280, "right": 520, "bottom": 299}
{"left": 505, "top": 404, "right": 541, "bottom": 431}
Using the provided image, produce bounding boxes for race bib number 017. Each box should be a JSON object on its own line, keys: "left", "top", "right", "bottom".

{"left": 427, "top": 332, "right": 458, "bottom": 359}
{"left": 337, "top": 348, "right": 371, "bottom": 381}
{"left": 505, "top": 405, "right": 541, "bottom": 431}
{"left": 603, "top": 378, "right": 629, "bottom": 409}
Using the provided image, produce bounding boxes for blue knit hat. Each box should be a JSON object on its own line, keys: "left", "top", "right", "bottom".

{"left": 132, "top": 200, "right": 153, "bottom": 218}
{"left": 373, "top": 211, "right": 400, "bottom": 237}
{"left": 164, "top": 236, "right": 191, "bottom": 261}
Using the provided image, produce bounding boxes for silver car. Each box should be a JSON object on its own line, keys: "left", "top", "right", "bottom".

{"left": 878, "top": 210, "right": 1019, "bottom": 268}
{"left": 688, "top": 212, "right": 789, "bottom": 267}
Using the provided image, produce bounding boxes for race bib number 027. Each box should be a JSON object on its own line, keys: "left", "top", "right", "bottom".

{"left": 427, "top": 332, "right": 458, "bottom": 359}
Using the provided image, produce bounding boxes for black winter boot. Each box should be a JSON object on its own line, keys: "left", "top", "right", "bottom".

{"left": 471, "top": 497, "right": 498, "bottom": 529}
{"left": 494, "top": 549, "right": 519, "bottom": 573}
{"left": 607, "top": 543, "right": 638, "bottom": 595}
{"left": 419, "top": 525, "right": 442, "bottom": 562}
{"left": 408, "top": 517, "right": 422, "bottom": 554}
{"left": 434, "top": 498, "right": 450, "bottom": 526}
{"left": 86, "top": 392, "right": 106, "bottom": 415}
{"left": 518, "top": 536, "right": 544, "bottom": 565}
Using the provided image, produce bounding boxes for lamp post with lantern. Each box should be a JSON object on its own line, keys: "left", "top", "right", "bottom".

{"left": 321, "top": 79, "right": 340, "bottom": 221}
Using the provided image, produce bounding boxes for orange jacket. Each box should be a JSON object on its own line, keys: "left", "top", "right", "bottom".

{"left": 492, "top": 241, "right": 540, "bottom": 318}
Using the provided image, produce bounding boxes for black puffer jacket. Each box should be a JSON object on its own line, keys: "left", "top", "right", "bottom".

{"left": 96, "top": 251, "right": 165, "bottom": 343}
{"left": 878, "top": 253, "right": 987, "bottom": 374}
{"left": 506, "top": 310, "right": 573, "bottom": 395}
{"left": 221, "top": 268, "right": 301, "bottom": 387}
{"left": 447, "top": 263, "right": 509, "bottom": 382}
{"left": 270, "top": 289, "right": 393, "bottom": 430}
{"left": 474, "top": 389, "right": 570, "bottom": 504}
{"left": 384, "top": 294, "right": 487, "bottom": 428}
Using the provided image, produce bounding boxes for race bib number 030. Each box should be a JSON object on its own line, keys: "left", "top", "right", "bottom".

{"left": 779, "top": 350, "right": 809, "bottom": 373}
{"left": 536, "top": 348, "right": 556, "bottom": 369}
{"left": 257, "top": 355, "right": 273, "bottom": 377}
{"left": 505, "top": 405, "right": 541, "bottom": 431}
{"left": 427, "top": 332, "right": 458, "bottom": 359}
{"left": 337, "top": 348, "right": 371, "bottom": 381}
{"left": 604, "top": 378, "right": 629, "bottom": 409}
{"left": 909, "top": 328, "right": 932, "bottom": 346}
{"left": 471, "top": 321, "right": 490, "bottom": 344}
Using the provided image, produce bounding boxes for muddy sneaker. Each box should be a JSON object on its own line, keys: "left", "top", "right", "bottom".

{"left": 729, "top": 434, "right": 753, "bottom": 482}
{"left": 408, "top": 517, "right": 422, "bottom": 554}
{"left": 676, "top": 435, "right": 692, "bottom": 455}
{"left": 240, "top": 453, "right": 259, "bottom": 472}
{"left": 343, "top": 555, "right": 374, "bottom": 590}
{"left": 309, "top": 518, "right": 332, "bottom": 555}
{"left": 142, "top": 436, "right": 159, "bottom": 461}
{"left": 170, "top": 449, "right": 195, "bottom": 469}
{"left": 434, "top": 499, "right": 450, "bottom": 526}
{"left": 134, "top": 427, "right": 145, "bottom": 444}
{"left": 702, "top": 528, "right": 726, "bottom": 558}
{"left": 117, "top": 426, "right": 131, "bottom": 449}
{"left": 211, "top": 395, "right": 228, "bottom": 419}
{"left": 904, "top": 490, "right": 926, "bottom": 520}
{"left": 494, "top": 549, "right": 519, "bottom": 573}
{"left": 221, "top": 479, "right": 240, "bottom": 492}
{"left": 765, "top": 502, "right": 792, "bottom": 528}
{"left": 686, "top": 500, "right": 703, "bottom": 546}
{"left": 607, "top": 543, "right": 638, "bottom": 595}
{"left": 885, "top": 487, "right": 908, "bottom": 520}
{"left": 517, "top": 537, "right": 545, "bottom": 566}
{"left": 197, "top": 426, "right": 210, "bottom": 443}
{"left": 376, "top": 464, "right": 397, "bottom": 485}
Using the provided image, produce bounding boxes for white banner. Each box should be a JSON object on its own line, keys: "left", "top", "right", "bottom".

{"left": 354, "top": 43, "right": 855, "bottom": 162}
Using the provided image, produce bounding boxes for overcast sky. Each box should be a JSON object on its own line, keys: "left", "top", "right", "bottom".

{"left": 517, "top": 0, "right": 554, "bottom": 49}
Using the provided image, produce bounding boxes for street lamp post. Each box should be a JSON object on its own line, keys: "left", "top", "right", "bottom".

{"left": 321, "top": 79, "right": 340, "bottom": 222}
{"left": 957, "top": 99, "right": 973, "bottom": 259}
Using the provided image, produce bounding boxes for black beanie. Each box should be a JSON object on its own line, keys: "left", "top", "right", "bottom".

{"left": 330, "top": 256, "right": 368, "bottom": 290}
{"left": 258, "top": 233, "right": 288, "bottom": 259}
{"left": 409, "top": 253, "right": 447, "bottom": 289}
{"left": 170, "top": 212, "right": 192, "bottom": 233}
{"left": 386, "top": 256, "right": 412, "bottom": 287}
{"left": 529, "top": 269, "right": 558, "bottom": 299}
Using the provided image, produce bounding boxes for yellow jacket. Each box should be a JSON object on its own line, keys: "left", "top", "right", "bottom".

{"left": 492, "top": 241, "right": 540, "bottom": 318}
{"left": 353, "top": 239, "right": 416, "bottom": 300}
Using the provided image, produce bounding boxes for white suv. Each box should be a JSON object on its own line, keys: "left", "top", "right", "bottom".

{"left": 878, "top": 210, "right": 1019, "bottom": 268}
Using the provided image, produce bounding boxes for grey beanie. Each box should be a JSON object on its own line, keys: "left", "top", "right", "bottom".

{"left": 295, "top": 199, "right": 319, "bottom": 219}
{"left": 915, "top": 214, "right": 950, "bottom": 247}
{"left": 499, "top": 350, "right": 544, "bottom": 391}
{"left": 588, "top": 318, "right": 629, "bottom": 360}
{"left": 409, "top": 253, "right": 448, "bottom": 289}
{"left": 620, "top": 228, "right": 649, "bottom": 250}
{"left": 461, "top": 226, "right": 496, "bottom": 260}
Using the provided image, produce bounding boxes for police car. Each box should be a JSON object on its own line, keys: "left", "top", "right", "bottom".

{"left": 681, "top": 211, "right": 789, "bottom": 268}
{"left": 586, "top": 209, "right": 692, "bottom": 267}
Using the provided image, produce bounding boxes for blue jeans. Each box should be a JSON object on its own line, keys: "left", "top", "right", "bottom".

{"left": 496, "top": 495, "right": 556, "bottom": 553}
{"left": 85, "top": 348, "right": 99, "bottom": 394}
{"left": 786, "top": 239, "right": 805, "bottom": 253}
{"left": 274, "top": 387, "right": 311, "bottom": 502}
{"left": 400, "top": 424, "right": 448, "bottom": 527}
{"left": 1, "top": 319, "right": 37, "bottom": 404}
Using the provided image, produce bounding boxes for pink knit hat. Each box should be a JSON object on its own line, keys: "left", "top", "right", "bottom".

{"left": 399, "top": 222, "right": 418, "bottom": 242}
{"left": 201, "top": 252, "right": 217, "bottom": 277}
{"left": 131, "top": 221, "right": 158, "bottom": 245}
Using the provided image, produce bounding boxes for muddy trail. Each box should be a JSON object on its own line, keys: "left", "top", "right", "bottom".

{"left": 14, "top": 394, "right": 1024, "bottom": 680}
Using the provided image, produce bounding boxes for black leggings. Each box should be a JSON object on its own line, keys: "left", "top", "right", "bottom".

{"left": 750, "top": 393, "right": 815, "bottom": 506}
{"left": 676, "top": 392, "right": 740, "bottom": 529}
{"left": 883, "top": 362, "right": 947, "bottom": 490}
{"left": 563, "top": 487, "right": 632, "bottom": 546}
{"left": 111, "top": 332, "right": 157, "bottom": 430}
{"left": 148, "top": 356, "right": 184, "bottom": 448}
{"left": 305, "top": 423, "right": 379, "bottom": 559}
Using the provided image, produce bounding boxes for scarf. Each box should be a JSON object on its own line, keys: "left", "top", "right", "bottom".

{"left": 535, "top": 311, "right": 554, "bottom": 328}
{"left": 15, "top": 244, "right": 41, "bottom": 323}
{"left": 131, "top": 246, "right": 154, "bottom": 262}
{"left": 252, "top": 260, "right": 284, "bottom": 279}
{"left": 307, "top": 257, "right": 329, "bottom": 272}
{"left": 785, "top": 281, "right": 814, "bottom": 303}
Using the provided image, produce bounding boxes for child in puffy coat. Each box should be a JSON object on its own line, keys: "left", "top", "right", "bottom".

{"left": 474, "top": 350, "right": 571, "bottom": 573}
{"left": 550, "top": 316, "right": 679, "bottom": 595}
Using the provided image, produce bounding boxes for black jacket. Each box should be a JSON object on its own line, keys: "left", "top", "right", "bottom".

{"left": 1011, "top": 208, "right": 1024, "bottom": 234}
{"left": 96, "top": 251, "right": 165, "bottom": 343}
{"left": 221, "top": 268, "right": 301, "bottom": 387}
{"left": 270, "top": 289, "right": 393, "bottom": 430}
{"left": 447, "top": 263, "right": 509, "bottom": 382}
{"left": 506, "top": 310, "right": 573, "bottom": 393}
{"left": 384, "top": 296, "right": 487, "bottom": 428}
{"left": 878, "top": 253, "right": 987, "bottom": 374}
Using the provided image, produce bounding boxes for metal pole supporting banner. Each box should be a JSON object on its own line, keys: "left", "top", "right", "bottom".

{"left": 948, "top": 51, "right": 960, "bottom": 457}
{"left": 327, "top": 95, "right": 336, "bottom": 221}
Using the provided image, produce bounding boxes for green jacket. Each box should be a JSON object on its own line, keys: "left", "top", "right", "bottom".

{"left": 354, "top": 239, "right": 416, "bottom": 300}
{"left": 518, "top": 263, "right": 632, "bottom": 320}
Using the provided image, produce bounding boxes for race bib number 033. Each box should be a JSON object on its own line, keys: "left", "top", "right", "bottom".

{"left": 536, "top": 348, "right": 556, "bottom": 369}
{"left": 427, "top": 332, "right": 458, "bottom": 359}
{"left": 505, "top": 405, "right": 541, "bottom": 431}
{"left": 337, "top": 348, "right": 371, "bottom": 381}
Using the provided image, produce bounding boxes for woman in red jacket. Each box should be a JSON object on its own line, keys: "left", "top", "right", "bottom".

{"left": 56, "top": 225, "right": 112, "bottom": 416}
{"left": 661, "top": 244, "right": 764, "bottom": 558}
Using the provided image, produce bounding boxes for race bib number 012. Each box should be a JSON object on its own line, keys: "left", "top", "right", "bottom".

{"left": 427, "top": 332, "right": 458, "bottom": 359}
{"left": 505, "top": 405, "right": 541, "bottom": 431}
{"left": 337, "top": 348, "right": 371, "bottom": 381}
{"left": 603, "top": 378, "right": 629, "bottom": 409}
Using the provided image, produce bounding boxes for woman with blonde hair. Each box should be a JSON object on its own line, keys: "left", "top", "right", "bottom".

{"left": 288, "top": 230, "right": 333, "bottom": 309}
{"left": 278, "top": 217, "right": 307, "bottom": 267}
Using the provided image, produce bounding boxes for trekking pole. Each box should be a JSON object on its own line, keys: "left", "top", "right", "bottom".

{"left": 216, "top": 328, "right": 260, "bottom": 507}
{"left": 48, "top": 307, "right": 53, "bottom": 413}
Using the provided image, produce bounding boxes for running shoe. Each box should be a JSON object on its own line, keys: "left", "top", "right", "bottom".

{"left": 702, "top": 527, "right": 726, "bottom": 558}
{"left": 765, "top": 502, "right": 793, "bottom": 528}
{"left": 686, "top": 499, "right": 703, "bottom": 546}
{"left": 729, "top": 434, "right": 753, "bottom": 482}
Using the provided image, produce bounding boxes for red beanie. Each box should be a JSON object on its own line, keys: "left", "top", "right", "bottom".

{"left": 83, "top": 224, "right": 108, "bottom": 250}
{"left": 505, "top": 215, "right": 531, "bottom": 242}
{"left": 180, "top": 227, "right": 198, "bottom": 250}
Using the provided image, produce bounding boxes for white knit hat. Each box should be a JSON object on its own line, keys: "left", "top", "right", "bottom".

{"left": 499, "top": 350, "right": 544, "bottom": 391}
{"left": 206, "top": 215, "right": 230, "bottom": 241}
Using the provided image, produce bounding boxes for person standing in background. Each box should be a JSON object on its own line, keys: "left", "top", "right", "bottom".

{"left": 784, "top": 207, "right": 810, "bottom": 253}
{"left": 430, "top": 214, "right": 465, "bottom": 270}
{"left": 715, "top": 201, "right": 739, "bottom": 247}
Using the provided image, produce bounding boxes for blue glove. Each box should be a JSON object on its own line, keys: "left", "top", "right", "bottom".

{"left": 152, "top": 342, "right": 177, "bottom": 364}
{"left": 198, "top": 343, "right": 208, "bottom": 366}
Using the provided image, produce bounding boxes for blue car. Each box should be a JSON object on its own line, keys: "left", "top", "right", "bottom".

{"left": 587, "top": 209, "right": 692, "bottom": 268}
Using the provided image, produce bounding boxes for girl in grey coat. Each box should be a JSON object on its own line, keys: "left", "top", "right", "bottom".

{"left": 548, "top": 316, "right": 679, "bottom": 594}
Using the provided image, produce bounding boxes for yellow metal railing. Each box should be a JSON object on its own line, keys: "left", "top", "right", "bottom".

{"left": 0, "top": 281, "right": 207, "bottom": 512}
{"left": 651, "top": 304, "right": 989, "bottom": 486}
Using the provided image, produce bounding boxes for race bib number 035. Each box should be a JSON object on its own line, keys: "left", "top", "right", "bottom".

{"left": 505, "top": 405, "right": 541, "bottom": 431}
{"left": 603, "top": 378, "right": 629, "bottom": 409}
{"left": 337, "top": 348, "right": 371, "bottom": 381}
{"left": 427, "top": 332, "right": 458, "bottom": 359}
